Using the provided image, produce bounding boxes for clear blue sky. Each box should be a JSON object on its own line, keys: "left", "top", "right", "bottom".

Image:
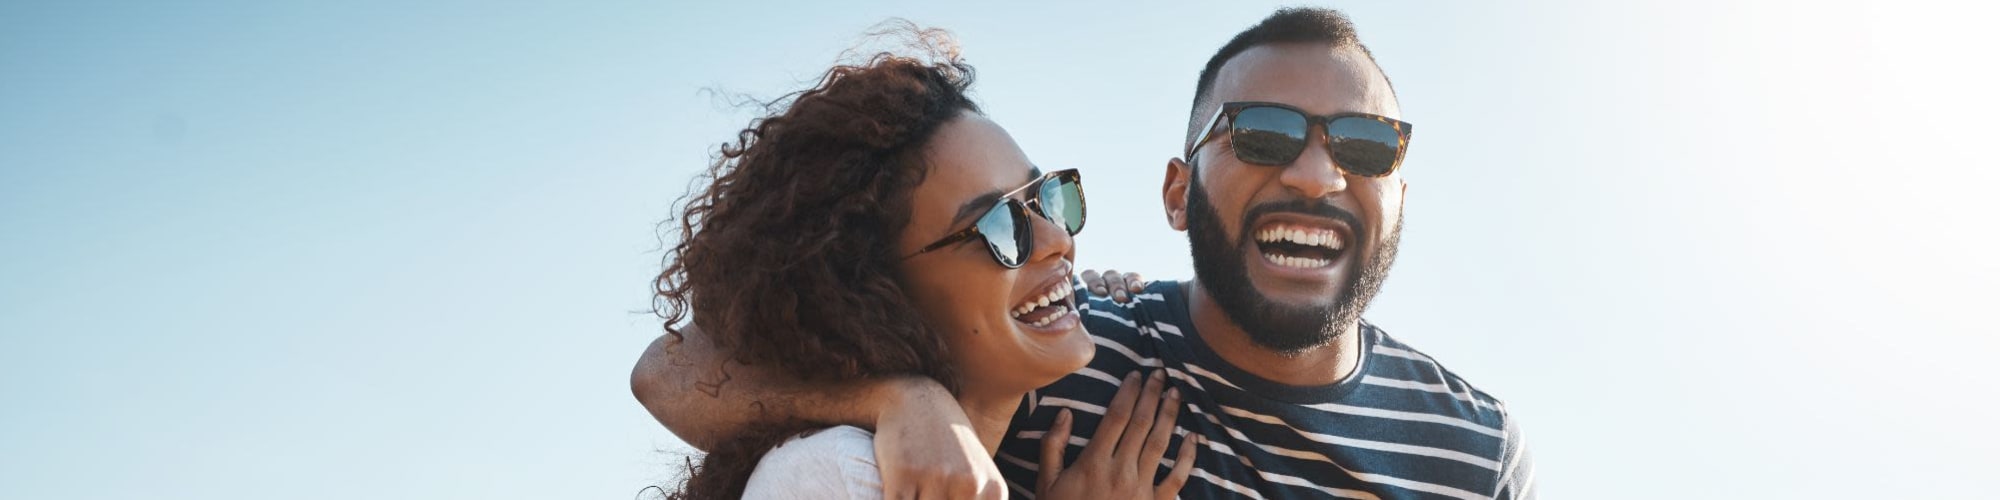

{"left": 3, "top": 1, "right": 1995, "bottom": 498}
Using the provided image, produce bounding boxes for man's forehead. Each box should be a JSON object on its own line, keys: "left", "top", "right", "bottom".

{"left": 1211, "top": 43, "right": 1399, "bottom": 118}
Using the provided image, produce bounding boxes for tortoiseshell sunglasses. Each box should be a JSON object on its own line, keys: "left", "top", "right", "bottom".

{"left": 1188, "top": 101, "right": 1413, "bottom": 177}
{"left": 905, "top": 169, "right": 1086, "bottom": 269}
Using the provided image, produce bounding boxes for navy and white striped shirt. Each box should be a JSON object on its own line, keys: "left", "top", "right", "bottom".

{"left": 996, "top": 280, "right": 1536, "bottom": 499}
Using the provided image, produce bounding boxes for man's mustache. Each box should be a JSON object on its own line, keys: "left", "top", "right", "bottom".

{"left": 1239, "top": 199, "right": 1365, "bottom": 241}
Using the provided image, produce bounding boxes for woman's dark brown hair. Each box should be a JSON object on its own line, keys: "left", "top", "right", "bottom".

{"left": 651, "top": 25, "right": 979, "bottom": 499}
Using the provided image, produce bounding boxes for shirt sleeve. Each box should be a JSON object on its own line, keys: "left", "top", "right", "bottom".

{"left": 740, "top": 425, "right": 885, "bottom": 500}
{"left": 1493, "top": 410, "right": 1537, "bottom": 500}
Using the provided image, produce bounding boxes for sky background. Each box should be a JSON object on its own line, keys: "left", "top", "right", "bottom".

{"left": 3, "top": 0, "right": 1997, "bottom": 498}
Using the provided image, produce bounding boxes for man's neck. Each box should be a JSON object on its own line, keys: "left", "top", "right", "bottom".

{"left": 1184, "top": 279, "right": 1363, "bottom": 387}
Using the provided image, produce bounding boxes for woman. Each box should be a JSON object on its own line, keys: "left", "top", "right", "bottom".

{"left": 652, "top": 27, "right": 1195, "bottom": 499}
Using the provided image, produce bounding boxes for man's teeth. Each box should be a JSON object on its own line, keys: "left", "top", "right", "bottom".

{"left": 1010, "top": 284, "right": 1074, "bottom": 319}
{"left": 1254, "top": 226, "right": 1343, "bottom": 251}
{"left": 1263, "top": 252, "right": 1331, "bottom": 269}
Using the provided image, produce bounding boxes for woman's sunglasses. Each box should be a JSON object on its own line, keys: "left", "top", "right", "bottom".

{"left": 904, "top": 168, "right": 1086, "bottom": 269}
{"left": 1186, "top": 101, "right": 1414, "bottom": 177}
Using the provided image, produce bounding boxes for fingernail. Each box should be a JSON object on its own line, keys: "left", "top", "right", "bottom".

{"left": 1165, "top": 387, "right": 1180, "bottom": 400}
{"left": 1151, "top": 370, "right": 1166, "bottom": 381}
{"left": 1057, "top": 409, "right": 1071, "bottom": 425}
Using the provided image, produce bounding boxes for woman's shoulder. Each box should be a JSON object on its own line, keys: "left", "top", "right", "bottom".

{"left": 741, "top": 425, "right": 882, "bottom": 500}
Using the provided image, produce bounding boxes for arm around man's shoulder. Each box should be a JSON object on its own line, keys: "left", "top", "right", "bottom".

{"left": 629, "top": 324, "right": 1008, "bottom": 499}
{"left": 630, "top": 326, "right": 732, "bottom": 450}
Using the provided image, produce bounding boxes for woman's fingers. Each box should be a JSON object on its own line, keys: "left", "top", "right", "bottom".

{"left": 1136, "top": 385, "right": 1182, "bottom": 469}
{"left": 1038, "top": 370, "right": 1195, "bottom": 499}
{"left": 1154, "top": 436, "right": 1202, "bottom": 500}
{"left": 1036, "top": 408, "right": 1073, "bottom": 495}
{"left": 1114, "top": 370, "right": 1167, "bottom": 460}
{"left": 1082, "top": 371, "right": 1143, "bottom": 463}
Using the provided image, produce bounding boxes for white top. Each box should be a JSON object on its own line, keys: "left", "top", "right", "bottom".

{"left": 740, "top": 425, "right": 884, "bottom": 500}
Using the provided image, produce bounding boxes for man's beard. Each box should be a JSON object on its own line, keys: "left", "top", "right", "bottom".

{"left": 1184, "top": 175, "right": 1401, "bottom": 355}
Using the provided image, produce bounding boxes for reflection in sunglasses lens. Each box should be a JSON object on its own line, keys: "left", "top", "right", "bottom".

{"left": 1038, "top": 180, "right": 1066, "bottom": 230}
{"left": 1328, "top": 117, "right": 1401, "bottom": 176}
{"left": 1231, "top": 107, "right": 1309, "bottom": 165}
{"left": 975, "top": 202, "right": 1023, "bottom": 267}
{"left": 1039, "top": 176, "right": 1085, "bottom": 235}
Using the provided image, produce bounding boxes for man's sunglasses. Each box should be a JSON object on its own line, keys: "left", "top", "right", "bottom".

{"left": 905, "top": 168, "right": 1086, "bottom": 269}
{"left": 1187, "top": 101, "right": 1414, "bottom": 177}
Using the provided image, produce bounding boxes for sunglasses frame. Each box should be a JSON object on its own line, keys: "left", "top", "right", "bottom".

{"left": 904, "top": 168, "right": 1086, "bottom": 269}
{"left": 1186, "top": 101, "right": 1414, "bottom": 177}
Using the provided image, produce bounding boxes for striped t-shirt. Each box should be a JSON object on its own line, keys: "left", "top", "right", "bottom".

{"left": 995, "top": 280, "right": 1536, "bottom": 499}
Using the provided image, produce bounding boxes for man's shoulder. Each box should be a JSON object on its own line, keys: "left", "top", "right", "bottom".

{"left": 1076, "top": 279, "right": 1192, "bottom": 340}
{"left": 1366, "top": 325, "right": 1539, "bottom": 498}
{"left": 1363, "top": 323, "right": 1513, "bottom": 423}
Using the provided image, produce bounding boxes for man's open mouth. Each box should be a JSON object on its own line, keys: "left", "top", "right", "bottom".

{"left": 1253, "top": 221, "right": 1346, "bottom": 269}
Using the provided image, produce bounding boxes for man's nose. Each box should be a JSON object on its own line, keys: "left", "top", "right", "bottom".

{"left": 1279, "top": 131, "right": 1348, "bottom": 199}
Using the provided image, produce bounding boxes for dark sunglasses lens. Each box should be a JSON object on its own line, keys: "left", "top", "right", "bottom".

{"left": 1231, "top": 106, "right": 1309, "bottom": 165}
{"left": 974, "top": 201, "right": 1029, "bottom": 268}
{"left": 1038, "top": 174, "right": 1086, "bottom": 235}
{"left": 1327, "top": 117, "right": 1403, "bottom": 176}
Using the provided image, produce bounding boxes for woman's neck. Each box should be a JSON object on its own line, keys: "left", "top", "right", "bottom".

{"left": 955, "top": 387, "right": 1029, "bottom": 457}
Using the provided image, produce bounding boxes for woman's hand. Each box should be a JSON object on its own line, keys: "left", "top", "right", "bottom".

{"left": 873, "top": 378, "right": 1008, "bottom": 500}
{"left": 1079, "top": 269, "right": 1149, "bottom": 304}
{"left": 1036, "top": 370, "right": 1201, "bottom": 500}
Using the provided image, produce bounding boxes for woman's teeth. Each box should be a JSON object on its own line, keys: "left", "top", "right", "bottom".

{"left": 1010, "top": 283, "right": 1074, "bottom": 319}
{"left": 1025, "top": 305, "right": 1072, "bottom": 327}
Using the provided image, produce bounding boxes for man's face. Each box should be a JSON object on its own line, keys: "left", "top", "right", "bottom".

{"left": 1171, "top": 43, "right": 1406, "bottom": 354}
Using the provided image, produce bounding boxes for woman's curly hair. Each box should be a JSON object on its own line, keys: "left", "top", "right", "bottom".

{"left": 651, "top": 24, "right": 979, "bottom": 499}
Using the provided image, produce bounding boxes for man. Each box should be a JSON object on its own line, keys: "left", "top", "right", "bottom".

{"left": 634, "top": 8, "right": 1535, "bottom": 499}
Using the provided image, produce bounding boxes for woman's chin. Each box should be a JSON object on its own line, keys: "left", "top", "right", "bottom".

{"left": 1031, "top": 322, "right": 1096, "bottom": 381}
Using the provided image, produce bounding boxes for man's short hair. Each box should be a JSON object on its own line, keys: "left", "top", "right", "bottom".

{"left": 1185, "top": 7, "right": 1394, "bottom": 152}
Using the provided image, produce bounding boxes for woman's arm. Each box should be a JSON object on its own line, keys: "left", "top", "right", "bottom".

{"left": 630, "top": 323, "right": 883, "bottom": 449}
{"left": 629, "top": 324, "right": 1006, "bottom": 499}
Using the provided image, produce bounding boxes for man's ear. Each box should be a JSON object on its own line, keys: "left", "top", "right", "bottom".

{"left": 1163, "top": 158, "right": 1193, "bottom": 231}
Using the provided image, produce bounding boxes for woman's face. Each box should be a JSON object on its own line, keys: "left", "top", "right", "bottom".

{"left": 897, "top": 113, "right": 1094, "bottom": 397}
